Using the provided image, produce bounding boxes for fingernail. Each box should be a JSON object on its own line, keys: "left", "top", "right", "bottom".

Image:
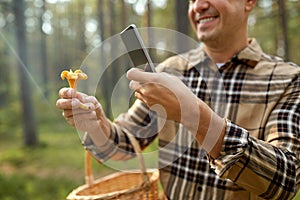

{"left": 71, "top": 99, "right": 78, "bottom": 107}
{"left": 67, "top": 89, "right": 73, "bottom": 97}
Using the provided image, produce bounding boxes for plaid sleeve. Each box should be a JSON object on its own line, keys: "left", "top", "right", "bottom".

{"left": 213, "top": 76, "right": 300, "bottom": 199}
{"left": 82, "top": 99, "right": 158, "bottom": 162}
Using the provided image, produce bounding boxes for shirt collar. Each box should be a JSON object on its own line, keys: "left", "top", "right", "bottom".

{"left": 186, "top": 38, "right": 262, "bottom": 70}
{"left": 234, "top": 38, "right": 262, "bottom": 68}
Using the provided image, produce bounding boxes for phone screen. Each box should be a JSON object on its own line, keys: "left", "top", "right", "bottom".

{"left": 120, "top": 24, "right": 156, "bottom": 72}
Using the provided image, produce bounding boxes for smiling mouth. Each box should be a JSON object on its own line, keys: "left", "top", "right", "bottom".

{"left": 197, "top": 16, "right": 218, "bottom": 24}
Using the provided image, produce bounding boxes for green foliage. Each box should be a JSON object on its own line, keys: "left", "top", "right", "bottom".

{"left": 0, "top": 173, "right": 78, "bottom": 200}
{"left": 0, "top": 101, "right": 21, "bottom": 135}
{"left": 0, "top": 128, "right": 83, "bottom": 199}
{"left": 0, "top": 119, "right": 158, "bottom": 200}
{"left": 249, "top": 1, "right": 300, "bottom": 63}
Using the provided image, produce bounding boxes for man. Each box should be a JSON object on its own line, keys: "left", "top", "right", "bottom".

{"left": 57, "top": 0, "right": 300, "bottom": 199}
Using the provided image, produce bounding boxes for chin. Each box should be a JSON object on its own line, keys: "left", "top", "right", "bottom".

{"left": 197, "top": 32, "right": 219, "bottom": 44}
{"left": 197, "top": 34, "right": 208, "bottom": 42}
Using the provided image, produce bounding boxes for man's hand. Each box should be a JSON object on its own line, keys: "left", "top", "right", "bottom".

{"left": 56, "top": 88, "right": 111, "bottom": 146}
{"left": 127, "top": 68, "right": 200, "bottom": 125}
{"left": 127, "top": 68, "right": 225, "bottom": 157}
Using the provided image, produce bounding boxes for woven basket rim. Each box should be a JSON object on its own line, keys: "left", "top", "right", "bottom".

{"left": 66, "top": 169, "right": 159, "bottom": 200}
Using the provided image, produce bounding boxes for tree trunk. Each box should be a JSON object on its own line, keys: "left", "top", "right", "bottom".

{"left": 145, "top": 0, "right": 153, "bottom": 55}
{"left": 278, "top": 0, "right": 289, "bottom": 60}
{"left": 144, "top": 0, "right": 151, "bottom": 27}
{"left": 175, "top": 0, "right": 190, "bottom": 53}
{"left": 78, "top": 1, "right": 87, "bottom": 56}
{"left": 121, "top": 0, "right": 127, "bottom": 28}
{"left": 97, "top": 0, "right": 112, "bottom": 119}
{"left": 0, "top": 45, "right": 9, "bottom": 108}
{"left": 77, "top": 0, "right": 89, "bottom": 92}
{"left": 39, "top": 0, "right": 49, "bottom": 99}
{"left": 102, "top": 0, "right": 118, "bottom": 119}
{"left": 13, "top": 0, "right": 38, "bottom": 146}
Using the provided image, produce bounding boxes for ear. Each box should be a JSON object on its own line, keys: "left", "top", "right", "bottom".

{"left": 245, "top": 0, "right": 257, "bottom": 12}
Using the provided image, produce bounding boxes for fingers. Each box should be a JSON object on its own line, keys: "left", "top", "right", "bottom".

{"left": 62, "top": 102, "right": 95, "bottom": 117}
{"left": 127, "top": 68, "right": 156, "bottom": 83}
{"left": 58, "top": 88, "right": 76, "bottom": 98}
{"left": 129, "top": 80, "right": 148, "bottom": 101}
{"left": 57, "top": 88, "right": 106, "bottom": 133}
{"left": 58, "top": 87, "right": 87, "bottom": 100}
{"left": 57, "top": 88, "right": 99, "bottom": 110}
{"left": 56, "top": 98, "right": 94, "bottom": 110}
{"left": 129, "top": 80, "right": 142, "bottom": 91}
{"left": 84, "top": 96, "right": 100, "bottom": 107}
{"left": 64, "top": 109, "right": 98, "bottom": 127}
{"left": 56, "top": 98, "right": 72, "bottom": 110}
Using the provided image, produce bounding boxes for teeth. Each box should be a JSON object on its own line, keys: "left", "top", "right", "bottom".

{"left": 198, "top": 17, "right": 216, "bottom": 24}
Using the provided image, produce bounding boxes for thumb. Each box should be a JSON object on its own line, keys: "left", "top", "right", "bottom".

{"left": 126, "top": 68, "right": 155, "bottom": 83}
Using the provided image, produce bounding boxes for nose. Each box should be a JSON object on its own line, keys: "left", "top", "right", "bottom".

{"left": 190, "top": 0, "right": 210, "bottom": 13}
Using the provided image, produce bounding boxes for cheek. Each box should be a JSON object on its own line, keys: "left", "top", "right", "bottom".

{"left": 188, "top": 9, "right": 196, "bottom": 28}
{"left": 225, "top": 12, "right": 247, "bottom": 31}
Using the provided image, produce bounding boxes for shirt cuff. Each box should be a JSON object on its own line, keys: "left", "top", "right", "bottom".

{"left": 82, "top": 123, "right": 119, "bottom": 162}
{"left": 211, "top": 119, "right": 249, "bottom": 177}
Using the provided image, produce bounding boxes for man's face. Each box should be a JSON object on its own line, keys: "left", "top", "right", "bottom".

{"left": 188, "top": 0, "right": 253, "bottom": 43}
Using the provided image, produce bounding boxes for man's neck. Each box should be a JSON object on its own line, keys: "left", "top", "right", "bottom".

{"left": 203, "top": 37, "right": 249, "bottom": 64}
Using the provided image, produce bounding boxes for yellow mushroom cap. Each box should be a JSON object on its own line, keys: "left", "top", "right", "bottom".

{"left": 60, "top": 69, "right": 88, "bottom": 89}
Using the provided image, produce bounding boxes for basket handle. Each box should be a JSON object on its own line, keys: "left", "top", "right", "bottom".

{"left": 126, "top": 131, "right": 149, "bottom": 184}
{"left": 85, "top": 129, "right": 150, "bottom": 187}
{"left": 85, "top": 151, "right": 94, "bottom": 187}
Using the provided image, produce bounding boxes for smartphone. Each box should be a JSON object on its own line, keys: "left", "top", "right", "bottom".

{"left": 120, "top": 24, "right": 156, "bottom": 72}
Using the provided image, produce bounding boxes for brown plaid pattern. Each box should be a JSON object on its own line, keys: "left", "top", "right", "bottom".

{"left": 84, "top": 39, "right": 300, "bottom": 199}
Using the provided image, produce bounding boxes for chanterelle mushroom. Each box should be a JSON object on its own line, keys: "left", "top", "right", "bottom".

{"left": 61, "top": 69, "right": 88, "bottom": 89}
{"left": 60, "top": 69, "right": 89, "bottom": 110}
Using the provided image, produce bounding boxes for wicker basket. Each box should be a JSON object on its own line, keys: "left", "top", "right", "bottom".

{"left": 66, "top": 133, "right": 159, "bottom": 200}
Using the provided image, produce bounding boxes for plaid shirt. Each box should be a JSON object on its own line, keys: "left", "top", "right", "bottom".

{"left": 84, "top": 39, "right": 300, "bottom": 199}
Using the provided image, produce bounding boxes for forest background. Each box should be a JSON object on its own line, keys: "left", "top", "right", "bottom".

{"left": 0, "top": 0, "right": 300, "bottom": 199}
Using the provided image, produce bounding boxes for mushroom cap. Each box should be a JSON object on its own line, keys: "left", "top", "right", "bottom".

{"left": 60, "top": 69, "right": 88, "bottom": 89}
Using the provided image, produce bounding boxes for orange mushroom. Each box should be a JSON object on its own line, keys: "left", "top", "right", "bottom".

{"left": 60, "top": 69, "right": 89, "bottom": 110}
{"left": 61, "top": 69, "right": 88, "bottom": 89}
